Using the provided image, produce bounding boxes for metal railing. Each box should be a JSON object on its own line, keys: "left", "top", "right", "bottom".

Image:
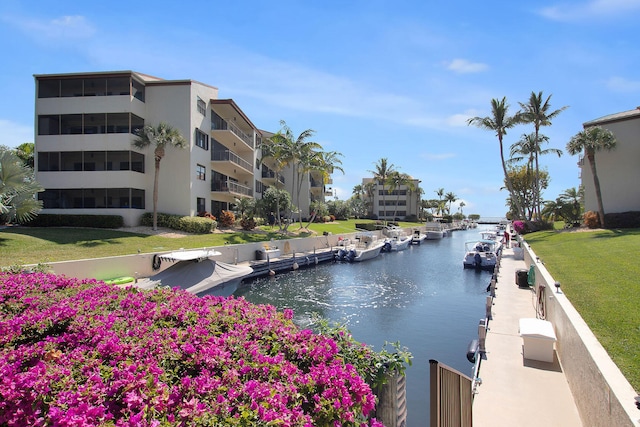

{"left": 261, "top": 169, "right": 285, "bottom": 184}
{"left": 211, "top": 180, "right": 253, "bottom": 197}
{"left": 211, "top": 117, "right": 254, "bottom": 148}
{"left": 211, "top": 150, "right": 252, "bottom": 172}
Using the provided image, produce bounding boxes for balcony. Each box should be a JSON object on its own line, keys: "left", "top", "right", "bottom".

{"left": 261, "top": 168, "right": 285, "bottom": 185}
{"left": 211, "top": 180, "right": 253, "bottom": 198}
{"left": 211, "top": 117, "right": 254, "bottom": 152}
{"left": 211, "top": 150, "right": 253, "bottom": 177}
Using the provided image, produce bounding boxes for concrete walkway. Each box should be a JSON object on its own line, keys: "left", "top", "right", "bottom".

{"left": 472, "top": 246, "right": 583, "bottom": 426}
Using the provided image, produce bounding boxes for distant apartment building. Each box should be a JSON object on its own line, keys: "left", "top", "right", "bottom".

{"left": 33, "top": 71, "right": 331, "bottom": 226}
{"left": 361, "top": 177, "right": 421, "bottom": 220}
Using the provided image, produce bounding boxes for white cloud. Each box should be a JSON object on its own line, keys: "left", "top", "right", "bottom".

{"left": 0, "top": 119, "right": 33, "bottom": 148}
{"left": 8, "top": 15, "right": 95, "bottom": 41}
{"left": 539, "top": 0, "right": 640, "bottom": 21}
{"left": 605, "top": 76, "right": 640, "bottom": 92}
{"left": 445, "top": 59, "right": 488, "bottom": 74}
{"left": 422, "top": 152, "right": 456, "bottom": 161}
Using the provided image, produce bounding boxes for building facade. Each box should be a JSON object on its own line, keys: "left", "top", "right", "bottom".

{"left": 361, "top": 177, "right": 421, "bottom": 221}
{"left": 34, "top": 71, "right": 329, "bottom": 226}
{"left": 580, "top": 107, "right": 640, "bottom": 214}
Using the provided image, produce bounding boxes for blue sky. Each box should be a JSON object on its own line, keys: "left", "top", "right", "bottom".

{"left": 2, "top": 0, "right": 640, "bottom": 217}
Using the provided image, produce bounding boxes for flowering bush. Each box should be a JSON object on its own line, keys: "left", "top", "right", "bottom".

{"left": 0, "top": 273, "right": 383, "bottom": 426}
{"left": 512, "top": 220, "right": 526, "bottom": 234}
{"left": 218, "top": 210, "right": 235, "bottom": 228}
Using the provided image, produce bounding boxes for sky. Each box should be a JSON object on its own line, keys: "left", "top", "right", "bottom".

{"left": 1, "top": 1, "right": 640, "bottom": 218}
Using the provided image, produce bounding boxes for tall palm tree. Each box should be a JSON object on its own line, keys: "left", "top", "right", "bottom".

{"left": 364, "top": 181, "right": 376, "bottom": 217}
{"left": 260, "top": 135, "right": 289, "bottom": 230}
{"left": 369, "top": 158, "right": 396, "bottom": 224}
{"left": 468, "top": 97, "right": 525, "bottom": 219}
{"left": 566, "top": 126, "right": 617, "bottom": 228}
{"left": 133, "top": 122, "right": 187, "bottom": 230}
{"left": 518, "top": 91, "right": 568, "bottom": 218}
{"left": 270, "top": 120, "right": 321, "bottom": 228}
{"left": 352, "top": 184, "right": 364, "bottom": 199}
{"left": 444, "top": 191, "right": 457, "bottom": 215}
{"left": 308, "top": 150, "right": 344, "bottom": 224}
{"left": 0, "top": 148, "right": 43, "bottom": 224}
{"left": 387, "top": 171, "right": 412, "bottom": 220}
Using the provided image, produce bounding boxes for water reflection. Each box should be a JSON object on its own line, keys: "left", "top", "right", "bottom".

{"left": 235, "top": 229, "right": 493, "bottom": 426}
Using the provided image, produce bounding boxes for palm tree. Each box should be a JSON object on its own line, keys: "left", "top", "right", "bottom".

{"left": 468, "top": 97, "right": 525, "bottom": 219}
{"left": 363, "top": 181, "right": 376, "bottom": 217}
{"left": 387, "top": 172, "right": 412, "bottom": 220}
{"left": 352, "top": 184, "right": 364, "bottom": 199}
{"left": 132, "top": 122, "right": 187, "bottom": 230}
{"left": 307, "top": 150, "right": 344, "bottom": 225}
{"left": 558, "top": 187, "right": 583, "bottom": 224}
{"left": 566, "top": 126, "right": 617, "bottom": 228}
{"left": 518, "top": 91, "right": 568, "bottom": 218}
{"left": 369, "top": 158, "right": 396, "bottom": 224}
{"left": 15, "top": 142, "right": 35, "bottom": 168}
{"left": 270, "top": 120, "right": 321, "bottom": 228}
{"left": 0, "top": 148, "right": 43, "bottom": 224}
{"left": 459, "top": 201, "right": 466, "bottom": 217}
{"left": 445, "top": 191, "right": 457, "bottom": 214}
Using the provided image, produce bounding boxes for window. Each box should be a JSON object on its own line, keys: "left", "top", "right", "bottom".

{"left": 38, "top": 152, "right": 60, "bottom": 171}
{"left": 37, "top": 113, "right": 144, "bottom": 135}
{"left": 132, "top": 79, "right": 145, "bottom": 102}
{"left": 61, "top": 79, "right": 83, "bottom": 97}
{"left": 84, "top": 151, "right": 106, "bottom": 171}
{"left": 195, "top": 128, "right": 209, "bottom": 150}
{"left": 84, "top": 113, "right": 106, "bottom": 134}
{"left": 60, "top": 152, "right": 83, "bottom": 171}
{"left": 106, "top": 151, "right": 130, "bottom": 171}
{"left": 38, "top": 80, "right": 60, "bottom": 98}
{"left": 196, "top": 164, "right": 206, "bottom": 181}
{"left": 131, "top": 114, "right": 144, "bottom": 134}
{"left": 106, "top": 77, "right": 130, "bottom": 96}
{"left": 197, "top": 197, "right": 206, "bottom": 214}
{"left": 60, "top": 114, "right": 83, "bottom": 135}
{"left": 107, "top": 188, "right": 130, "bottom": 208}
{"left": 84, "top": 78, "right": 106, "bottom": 96}
{"left": 131, "top": 151, "right": 144, "bottom": 173}
{"left": 197, "top": 97, "right": 206, "bottom": 115}
{"left": 38, "top": 188, "right": 144, "bottom": 209}
{"left": 38, "top": 115, "right": 59, "bottom": 135}
{"left": 107, "top": 113, "right": 129, "bottom": 133}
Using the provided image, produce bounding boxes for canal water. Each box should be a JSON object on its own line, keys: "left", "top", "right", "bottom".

{"left": 234, "top": 228, "right": 492, "bottom": 426}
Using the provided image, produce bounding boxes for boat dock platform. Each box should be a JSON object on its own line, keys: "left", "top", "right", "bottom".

{"left": 472, "top": 245, "right": 583, "bottom": 426}
{"left": 244, "top": 247, "right": 336, "bottom": 279}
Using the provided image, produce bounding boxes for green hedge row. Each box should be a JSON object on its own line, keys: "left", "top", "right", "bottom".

{"left": 140, "top": 212, "right": 216, "bottom": 234}
{"left": 25, "top": 214, "right": 124, "bottom": 228}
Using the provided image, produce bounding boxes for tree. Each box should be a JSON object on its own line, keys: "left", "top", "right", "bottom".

{"left": 444, "top": 191, "right": 457, "bottom": 215}
{"left": 0, "top": 147, "right": 43, "bottom": 224}
{"left": 387, "top": 171, "right": 412, "bottom": 219}
{"left": 15, "top": 142, "right": 35, "bottom": 168}
{"left": 468, "top": 97, "right": 525, "bottom": 219}
{"left": 352, "top": 184, "right": 364, "bottom": 199}
{"left": 566, "top": 126, "right": 617, "bottom": 228}
{"left": 518, "top": 91, "right": 568, "bottom": 218}
{"left": 558, "top": 187, "right": 583, "bottom": 224}
{"left": 132, "top": 122, "right": 187, "bottom": 230}
{"left": 369, "top": 158, "right": 396, "bottom": 224}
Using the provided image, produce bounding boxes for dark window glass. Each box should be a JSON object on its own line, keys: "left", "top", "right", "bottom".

{"left": 197, "top": 197, "right": 206, "bottom": 213}
{"left": 197, "top": 97, "right": 206, "bottom": 115}
{"left": 107, "top": 113, "right": 130, "bottom": 133}
{"left": 132, "top": 79, "right": 145, "bottom": 102}
{"left": 106, "top": 151, "right": 129, "bottom": 171}
{"left": 131, "top": 151, "right": 144, "bottom": 173}
{"left": 84, "top": 151, "right": 106, "bottom": 171}
{"left": 84, "top": 113, "right": 106, "bottom": 134}
{"left": 39, "top": 189, "right": 61, "bottom": 208}
{"left": 196, "top": 164, "right": 206, "bottom": 181}
{"left": 38, "top": 115, "right": 60, "bottom": 135}
{"left": 39, "top": 79, "right": 60, "bottom": 98}
{"left": 107, "top": 77, "right": 130, "bottom": 96}
{"left": 60, "top": 114, "right": 83, "bottom": 135}
{"left": 131, "top": 114, "right": 144, "bottom": 134}
{"left": 84, "top": 78, "right": 106, "bottom": 96}
{"left": 61, "top": 152, "right": 83, "bottom": 171}
{"left": 83, "top": 188, "right": 106, "bottom": 208}
{"left": 107, "top": 188, "right": 129, "bottom": 208}
{"left": 131, "top": 188, "right": 145, "bottom": 209}
{"left": 195, "top": 128, "right": 209, "bottom": 150}
{"left": 60, "top": 79, "right": 83, "bottom": 97}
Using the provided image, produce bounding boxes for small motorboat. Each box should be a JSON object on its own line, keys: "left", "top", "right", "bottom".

{"left": 463, "top": 239, "right": 500, "bottom": 270}
{"left": 381, "top": 225, "right": 412, "bottom": 252}
{"left": 411, "top": 229, "right": 427, "bottom": 245}
{"left": 335, "top": 233, "right": 385, "bottom": 262}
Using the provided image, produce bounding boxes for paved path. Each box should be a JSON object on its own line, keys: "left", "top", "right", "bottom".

{"left": 472, "top": 246, "right": 583, "bottom": 426}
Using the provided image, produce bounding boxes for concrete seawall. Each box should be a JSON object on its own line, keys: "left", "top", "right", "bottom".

{"left": 519, "top": 236, "right": 638, "bottom": 427}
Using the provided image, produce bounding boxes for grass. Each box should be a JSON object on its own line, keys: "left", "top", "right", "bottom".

{"left": 525, "top": 228, "right": 640, "bottom": 391}
{"left": 0, "top": 219, "right": 421, "bottom": 266}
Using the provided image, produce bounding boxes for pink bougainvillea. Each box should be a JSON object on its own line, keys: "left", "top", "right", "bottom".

{"left": 0, "top": 272, "right": 383, "bottom": 426}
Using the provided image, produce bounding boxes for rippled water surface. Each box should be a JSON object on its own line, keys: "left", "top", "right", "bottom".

{"left": 234, "top": 228, "right": 493, "bottom": 426}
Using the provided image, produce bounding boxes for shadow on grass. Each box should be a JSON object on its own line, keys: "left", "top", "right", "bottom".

{"left": 0, "top": 227, "right": 150, "bottom": 245}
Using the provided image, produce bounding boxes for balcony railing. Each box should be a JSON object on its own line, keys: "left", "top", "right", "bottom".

{"left": 211, "top": 180, "right": 253, "bottom": 197}
{"left": 261, "top": 169, "right": 285, "bottom": 185}
{"left": 211, "top": 117, "right": 254, "bottom": 148}
{"left": 211, "top": 150, "right": 252, "bottom": 172}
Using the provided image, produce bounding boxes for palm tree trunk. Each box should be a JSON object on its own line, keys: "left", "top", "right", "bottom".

{"left": 587, "top": 153, "right": 606, "bottom": 228}
{"left": 153, "top": 157, "right": 161, "bottom": 231}
{"left": 499, "top": 136, "right": 525, "bottom": 220}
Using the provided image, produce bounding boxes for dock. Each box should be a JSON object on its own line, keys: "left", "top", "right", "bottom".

{"left": 472, "top": 245, "right": 583, "bottom": 426}
{"left": 244, "top": 247, "right": 337, "bottom": 279}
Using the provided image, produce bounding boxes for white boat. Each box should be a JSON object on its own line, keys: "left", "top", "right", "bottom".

{"left": 462, "top": 239, "right": 500, "bottom": 270}
{"left": 425, "top": 229, "right": 444, "bottom": 240}
{"left": 335, "top": 233, "right": 385, "bottom": 262}
{"left": 136, "top": 249, "right": 253, "bottom": 297}
{"left": 411, "top": 229, "right": 427, "bottom": 245}
{"left": 381, "top": 226, "right": 412, "bottom": 251}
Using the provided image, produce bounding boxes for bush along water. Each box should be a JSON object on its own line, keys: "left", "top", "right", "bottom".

{"left": 0, "top": 272, "right": 387, "bottom": 426}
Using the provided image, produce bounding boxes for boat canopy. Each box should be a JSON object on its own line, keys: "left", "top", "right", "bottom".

{"left": 159, "top": 249, "right": 222, "bottom": 262}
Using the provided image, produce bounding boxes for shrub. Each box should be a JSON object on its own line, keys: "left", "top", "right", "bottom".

{"left": 513, "top": 220, "right": 526, "bottom": 234}
{"left": 197, "top": 211, "right": 217, "bottom": 221}
{"left": 140, "top": 212, "right": 215, "bottom": 234}
{"left": 240, "top": 217, "right": 256, "bottom": 231}
{"left": 0, "top": 273, "right": 383, "bottom": 426}
{"left": 584, "top": 211, "right": 600, "bottom": 229}
{"left": 218, "top": 210, "right": 235, "bottom": 227}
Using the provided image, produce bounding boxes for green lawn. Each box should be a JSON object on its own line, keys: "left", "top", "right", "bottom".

{"left": 0, "top": 219, "right": 419, "bottom": 266}
{"left": 525, "top": 228, "right": 640, "bottom": 391}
